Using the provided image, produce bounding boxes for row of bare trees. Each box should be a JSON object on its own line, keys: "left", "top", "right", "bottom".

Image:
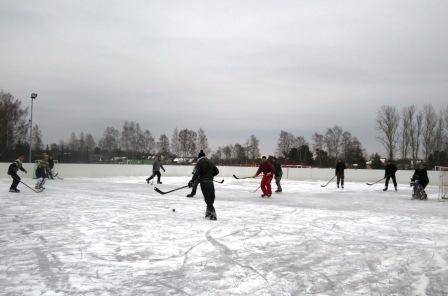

{"left": 276, "top": 127, "right": 366, "bottom": 167}
{"left": 55, "top": 124, "right": 211, "bottom": 162}
{"left": 210, "top": 135, "right": 260, "bottom": 165}
{"left": 376, "top": 104, "right": 448, "bottom": 166}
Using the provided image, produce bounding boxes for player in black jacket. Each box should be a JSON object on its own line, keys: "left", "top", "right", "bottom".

{"left": 7, "top": 154, "right": 27, "bottom": 193}
{"left": 271, "top": 157, "right": 283, "bottom": 193}
{"left": 188, "top": 151, "right": 219, "bottom": 220}
{"left": 383, "top": 160, "right": 398, "bottom": 191}
{"left": 335, "top": 159, "right": 346, "bottom": 189}
{"left": 411, "top": 163, "right": 429, "bottom": 199}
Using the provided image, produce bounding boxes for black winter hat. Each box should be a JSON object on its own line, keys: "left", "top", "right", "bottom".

{"left": 198, "top": 150, "right": 205, "bottom": 158}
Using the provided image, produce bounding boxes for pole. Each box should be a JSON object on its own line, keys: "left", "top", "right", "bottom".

{"left": 29, "top": 98, "right": 33, "bottom": 162}
{"left": 29, "top": 93, "right": 37, "bottom": 163}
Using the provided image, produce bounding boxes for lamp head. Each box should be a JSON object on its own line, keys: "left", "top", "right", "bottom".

{"left": 31, "top": 93, "right": 37, "bottom": 99}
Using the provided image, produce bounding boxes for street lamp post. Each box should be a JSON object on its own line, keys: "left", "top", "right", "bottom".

{"left": 29, "top": 93, "right": 37, "bottom": 163}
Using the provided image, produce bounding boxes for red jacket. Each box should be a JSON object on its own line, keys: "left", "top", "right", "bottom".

{"left": 256, "top": 162, "right": 275, "bottom": 176}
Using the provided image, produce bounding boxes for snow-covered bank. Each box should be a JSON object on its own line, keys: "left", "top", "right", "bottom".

{"left": 1, "top": 177, "right": 447, "bottom": 295}
{"left": 0, "top": 163, "right": 440, "bottom": 185}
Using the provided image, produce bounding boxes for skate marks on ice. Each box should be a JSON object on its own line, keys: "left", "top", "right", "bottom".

{"left": 1, "top": 177, "right": 448, "bottom": 295}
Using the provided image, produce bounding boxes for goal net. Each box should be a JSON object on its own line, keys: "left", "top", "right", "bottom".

{"left": 435, "top": 166, "right": 448, "bottom": 201}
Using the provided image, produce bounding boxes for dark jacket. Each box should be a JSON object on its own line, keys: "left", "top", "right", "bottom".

{"left": 192, "top": 157, "right": 219, "bottom": 182}
{"left": 412, "top": 168, "right": 429, "bottom": 185}
{"left": 256, "top": 162, "right": 275, "bottom": 176}
{"left": 8, "top": 159, "right": 26, "bottom": 176}
{"left": 49, "top": 158, "right": 55, "bottom": 169}
{"left": 273, "top": 160, "right": 282, "bottom": 177}
{"left": 152, "top": 159, "right": 165, "bottom": 172}
{"left": 385, "top": 163, "right": 398, "bottom": 177}
{"left": 335, "top": 162, "right": 346, "bottom": 175}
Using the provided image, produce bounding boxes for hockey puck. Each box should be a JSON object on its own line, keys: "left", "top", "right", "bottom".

{"left": 172, "top": 209, "right": 175, "bottom": 212}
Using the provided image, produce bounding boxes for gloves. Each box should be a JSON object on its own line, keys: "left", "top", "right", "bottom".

{"left": 188, "top": 180, "right": 194, "bottom": 188}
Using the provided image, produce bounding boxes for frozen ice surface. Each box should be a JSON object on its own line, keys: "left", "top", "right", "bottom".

{"left": 1, "top": 176, "right": 448, "bottom": 295}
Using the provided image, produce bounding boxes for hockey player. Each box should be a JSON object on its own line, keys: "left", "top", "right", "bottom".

{"left": 411, "top": 163, "right": 429, "bottom": 199}
{"left": 35, "top": 154, "right": 50, "bottom": 190}
{"left": 48, "top": 156, "right": 55, "bottom": 179}
{"left": 146, "top": 155, "right": 166, "bottom": 184}
{"left": 383, "top": 160, "right": 398, "bottom": 191}
{"left": 7, "top": 154, "right": 27, "bottom": 193}
{"left": 335, "top": 159, "right": 346, "bottom": 189}
{"left": 253, "top": 156, "right": 275, "bottom": 197}
{"left": 272, "top": 156, "right": 283, "bottom": 193}
{"left": 186, "top": 150, "right": 205, "bottom": 198}
{"left": 188, "top": 150, "right": 219, "bottom": 220}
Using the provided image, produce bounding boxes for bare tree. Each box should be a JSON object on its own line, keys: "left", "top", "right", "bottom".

{"left": 434, "top": 111, "right": 445, "bottom": 153}
{"left": 157, "top": 134, "right": 170, "bottom": 156}
{"left": 312, "top": 133, "right": 324, "bottom": 152}
{"left": 178, "top": 129, "right": 197, "bottom": 157}
{"left": 376, "top": 106, "right": 400, "bottom": 160}
{"left": 85, "top": 133, "right": 96, "bottom": 152}
{"left": 341, "top": 131, "right": 353, "bottom": 161}
{"left": 409, "top": 108, "right": 423, "bottom": 163}
{"left": 233, "top": 143, "right": 246, "bottom": 162}
{"left": 444, "top": 105, "right": 448, "bottom": 151}
{"left": 170, "top": 128, "right": 180, "bottom": 156}
{"left": 422, "top": 104, "right": 437, "bottom": 160}
{"left": 245, "top": 135, "right": 260, "bottom": 160}
{"left": 32, "top": 125, "right": 44, "bottom": 151}
{"left": 197, "top": 128, "right": 210, "bottom": 155}
{"left": 0, "top": 91, "right": 28, "bottom": 152}
{"left": 141, "top": 129, "right": 155, "bottom": 153}
{"left": 121, "top": 121, "right": 136, "bottom": 152}
{"left": 276, "top": 130, "right": 295, "bottom": 158}
{"left": 324, "top": 125, "right": 343, "bottom": 158}
{"left": 222, "top": 145, "right": 233, "bottom": 160}
{"left": 68, "top": 132, "right": 79, "bottom": 151}
{"left": 399, "top": 107, "right": 411, "bottom": 161}
{"left": 99, "top": 127, "right": 120, "bottom": 151}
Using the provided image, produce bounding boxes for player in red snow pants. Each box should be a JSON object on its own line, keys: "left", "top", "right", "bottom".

{"left": 254, "top": 156, "right": 276, "bottom": 197}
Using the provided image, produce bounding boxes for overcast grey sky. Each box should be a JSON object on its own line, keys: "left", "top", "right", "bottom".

{"left": 1, "top": 0, "right": 447, "bottom": 155}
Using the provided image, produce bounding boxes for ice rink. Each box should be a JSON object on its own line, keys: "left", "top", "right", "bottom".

{"left": 1, "top": 176, "right": 448, "bottom": 295}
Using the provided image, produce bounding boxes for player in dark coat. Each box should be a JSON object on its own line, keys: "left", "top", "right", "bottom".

{"left": 272, "top": 157, "right": 283, "bottom": 193}
{"left": 146, "top": 155, "right": 166, "bottom": 184}
{"left": 383, "top": 160, "right": 398, "bottom": 191}
{"left": 35, "top": 154, "right": 50, "bottom": 189}
{"left": 186, "top": 150, "right": 205, "bottom": 198}
{"left": 335, "top": 159, "right": 346, "bottom": 189}
{"left": 188, "top": 151, "right": 219, "bottom": 220}
{"left": 7, "top": 154, "right": 27, "bottom": 192}
{"left": 411, "top": 164, "right": 429, "bottom": 189}
{"left": 48, "top": 156, "right": 55, "bottom": 179}
{"left": 253, "top": 156, "right": 275, "bottom": 197}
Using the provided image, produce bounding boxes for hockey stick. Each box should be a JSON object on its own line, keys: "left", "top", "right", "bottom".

{"left": 321, "top": 175, "right": 336, "bottom": 187}
{"left": 253, "top": 185, "right": 261, "bottom": 192}
{"left": 154, "top": 185, "right": 189, "bottom": 195}
{"left": 214, "top": 179, "right": 224, "bottom": 184}
{"left": 366, "top": 177, "right": 386, "bottom": 186}
{"left": 233, "top": 174, "right": 255, "bottom": 180}
{"left": 19, "top": 180, "right": 44, "bottom": 193}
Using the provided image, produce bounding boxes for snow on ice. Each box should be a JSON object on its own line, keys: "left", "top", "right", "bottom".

{"left": 1, "top": 176, "right": 448, "bottom": 295}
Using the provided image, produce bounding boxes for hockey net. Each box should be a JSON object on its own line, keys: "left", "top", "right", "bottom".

{"left": 435, "top": 166, "right": 448, "bottom": 201}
